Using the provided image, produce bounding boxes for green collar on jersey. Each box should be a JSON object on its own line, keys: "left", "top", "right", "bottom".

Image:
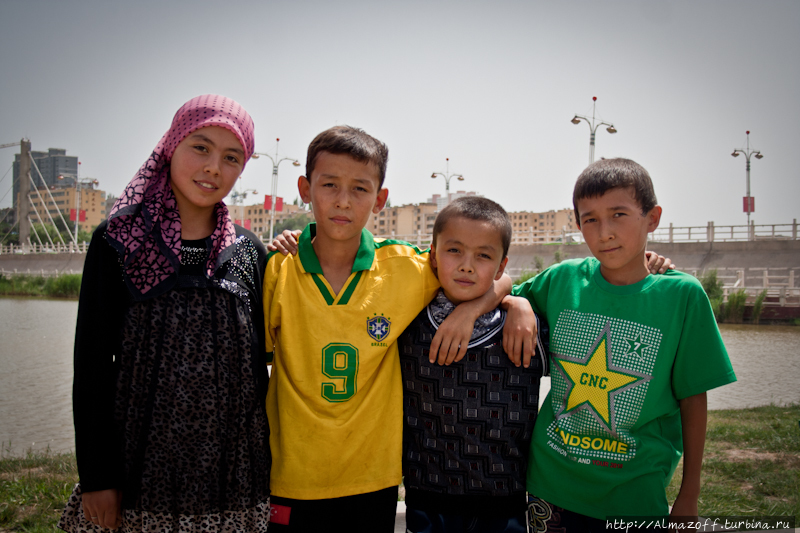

{"left": 298, "top": 223, "right": 376, "bottom": 274}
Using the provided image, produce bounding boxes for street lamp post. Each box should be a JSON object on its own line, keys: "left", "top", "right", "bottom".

{"left": 251, "top": 138, "right": 301, "bottom": 238}
{"left": 229, "top": 188, "right": 258, "bottom": 228}
{"left": 571, "top": 96, "right": 618, "bottom": 165}
{"left": 731, "top": 130, "right": 764, "bottom": 234}
{"left": 431, "top": 158, "right": 464, "bottom": 205}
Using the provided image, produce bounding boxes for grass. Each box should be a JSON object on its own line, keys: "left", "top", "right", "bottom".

{"left": 0, "top": 274, "right": 81, "bottom": 299}
{"left": 0, "top": 448, "right": 77, "bottom": 532}
{"left": 667, "top": 404, "right": 800, "bottom": 521}
{"left": 1, "top": 406, "right": 797, "bottom": 530}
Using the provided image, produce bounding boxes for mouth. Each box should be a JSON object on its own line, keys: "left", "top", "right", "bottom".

{"left": 600, "top": 246, "right": 620, "bottom": 254}
{"left": 194, "top": 180, "right": 218, "bottom": 191}
{"left": 330, "top": 216, "right": 351, "bottom": 225}
{"left": 454, "top": 278, "right": 474, "bottom": 287}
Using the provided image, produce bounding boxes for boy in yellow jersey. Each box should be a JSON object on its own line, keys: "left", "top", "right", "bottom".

{"left": 263, "top": 126, "right": 534, "bottom": 533}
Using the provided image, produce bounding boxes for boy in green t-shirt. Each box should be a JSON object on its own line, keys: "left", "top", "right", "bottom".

{"left": 513, "top": 158, "right": 736, "bottom": 529}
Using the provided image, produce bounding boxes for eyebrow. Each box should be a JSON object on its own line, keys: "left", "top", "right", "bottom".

{"left": 442, "top": 238, "right": 497, "bottom": 251}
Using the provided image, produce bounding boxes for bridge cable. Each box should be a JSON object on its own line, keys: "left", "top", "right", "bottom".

{"left": 29, "top": 155, "right": 69, "bottom": 246}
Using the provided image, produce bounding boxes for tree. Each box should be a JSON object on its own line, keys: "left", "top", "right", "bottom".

{"left": 269, "top": 213, "right": 314, "bottom": 239}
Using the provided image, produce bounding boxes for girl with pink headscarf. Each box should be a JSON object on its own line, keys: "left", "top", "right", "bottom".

{"left": 59, "top": 95, "right": 271, "bottom": 532}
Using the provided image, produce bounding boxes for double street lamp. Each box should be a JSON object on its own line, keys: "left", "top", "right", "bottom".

{"left": 571, "top": 96, "right": 617, "bottom": 165}
{"left": 731, "top": 130, "right": 764, "bottom": 229}
{"left": 251, "top": 138, "right": 301, "bottom": 238}
{"left": 431, "top": 158, "right": 464, "bottom": 204}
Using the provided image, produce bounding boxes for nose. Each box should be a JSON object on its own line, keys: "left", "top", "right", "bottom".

{"left": 204, "top": 154, "right": 222, "bottom": 176}
{"left": 458, "top": 258, "right": 474, "bottom": 274}
{"left": 598, "top": 220, "right": 614, "bottom": 241}
{"left": 334, "top": 189, "right": 350, "bottom": 209}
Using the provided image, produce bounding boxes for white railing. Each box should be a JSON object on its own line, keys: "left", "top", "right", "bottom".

{"left": 649, "top": 221, "right": 798, "bottom": 243}
{"left": 376, "top": 221, "right": 798, "bottom": 246}
{"left": 0, "top": 242, "right": 90, "bottom": 254}
{"left": 0, "top": 268, "right": 82, "bottom": 278}
{"left": 682, "top": 266, "right": 800, "bottom": 307}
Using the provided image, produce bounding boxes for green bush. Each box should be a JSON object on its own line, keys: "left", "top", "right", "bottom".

{"left": 44, "top": 274, "right": 82, "bottom": 298}
{"left": 724, "top": 289, "right": 748, "bottom": 323}
{"left": 709, "top": 297, "right": 724, "bottom": 322}
{"left": 751, "top": 289, "right": 768, "bottom": 325}
{"left": 700, "top": 269, "right": 724, "bottom": 301}
{"left": 514, "top": 269, "right": 538, "bottom": 285}
{"left": 0, "top": 273, "right": 81, "bottom": 298}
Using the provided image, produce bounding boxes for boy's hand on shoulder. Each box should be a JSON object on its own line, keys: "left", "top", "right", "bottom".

{"left": 430, "top": 304, "right": 477, "bottom": 366}
{"left": 645, "top": 251, "right": 675, "bottom": 274}
{"left": 267, "top": 229, "right": 302, "bottom": 255}
{"left": 501, "top": 295, "right": 537, "bottom": 368}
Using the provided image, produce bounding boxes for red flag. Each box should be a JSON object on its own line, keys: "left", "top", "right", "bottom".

{"left": 276, "top": 197, "right": 283, "bottom": 212}
{"left": 743, "top": 196, "right": 755, "bottom": 213}
{"left": 70, "top": 209, "right": 77, "bottom": 222}
{"left": 79, "top": 209, "right": 86, "bottom": 222}
{"left": 244, "top": 219, "right": 251, "bottom": 230}
{"left": 234, "top": 219, "right": 242, "bottom": 226}
{"left": 264, "top": 195, "right": 272, "bottom": 210}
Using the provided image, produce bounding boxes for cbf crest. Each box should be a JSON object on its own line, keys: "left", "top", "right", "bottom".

{"left": 367, "top": 313, "right": 391, "bottom": 343}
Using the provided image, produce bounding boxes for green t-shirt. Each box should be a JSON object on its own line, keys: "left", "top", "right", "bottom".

{"left": 512, "top": 258, "right": 736, "bottom": 519}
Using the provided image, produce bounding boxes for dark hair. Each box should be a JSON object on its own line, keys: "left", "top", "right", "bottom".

{"left": 572, "top": 158, "right": 658, "bottom": 223}
{"left": 433, "top": 197, "right": 512, "bottom": 259}
{"left": 305, "top": 125, "right": 389, "bottom": 188}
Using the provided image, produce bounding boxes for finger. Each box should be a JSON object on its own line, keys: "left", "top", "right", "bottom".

{"left": 444, "top": 342, "right": 460, "bottom": 366}
{"left": 437, "top": 339, "right": 453, "bottom": 365}
{"left": 453, "top": 342, "right": 468, "bottom": 363}
{"left": 429, "top": 336, "right": 441, "bottom": 364}
{"left": 659, "top": 257, "right": 674, "bottom": 273}
{"left": 523, "top": 335, "right": 534, "bottom": 369}
{"left": 503, "top": 331, "right": 519, "bottom": 367}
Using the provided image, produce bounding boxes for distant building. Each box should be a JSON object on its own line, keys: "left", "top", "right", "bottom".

{"left": 234, "top": 202, "right": 312, "bottom": 237}
{"left": 367, "top": 202, "right": 439, "bottom": 239}
{"left": 509, "top": 208, "right": 578, "bottom": 243}
{"left": 13, "top": 148, "right": 79, "bottom": 208}
{"left": 26, "top": 182, "right": 106, "bottom": 235}
{"left": 426, "top": 190, "right": 483, "bottom": 212}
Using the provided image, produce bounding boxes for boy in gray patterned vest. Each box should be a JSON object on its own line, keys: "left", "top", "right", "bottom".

{"left": 399, "top": 196, "right": 548, "bottom": 533}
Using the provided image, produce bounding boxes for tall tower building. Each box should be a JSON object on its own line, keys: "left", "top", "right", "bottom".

{"left": 13, "top": 148, "right": 79, "bottom": 207}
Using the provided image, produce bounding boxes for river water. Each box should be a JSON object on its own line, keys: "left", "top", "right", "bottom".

{"left": 1, "top": 299, "right": 798, "bottom": 455}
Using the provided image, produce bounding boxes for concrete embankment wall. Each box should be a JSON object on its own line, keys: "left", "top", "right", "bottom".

{"left": 1, "top": 240, "right": 799, "bottom": 276}
{"left": 506, "top": 240, "right": 800, "bottom": 274}
{"left": 0, "top": 252, "right": 87, "bottom": 275}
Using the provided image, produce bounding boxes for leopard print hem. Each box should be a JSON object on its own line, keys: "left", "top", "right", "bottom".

{"left": 59, "top": 484, "right": 270, "bottom": 533}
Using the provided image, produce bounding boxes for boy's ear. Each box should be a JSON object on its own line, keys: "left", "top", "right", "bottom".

{"left": 430, "top": 244, "right": 438, "bottom": 269}
{"left": 298, "top": 175, "right": 311, "bottom": 204}
{"left": 646, "top": 205, "right": 662, "bottom": 233}
{"left": 495, "top": 256, "right": 509, "bottom": 280}
{"left": 373, "top": 188, "right": 389, "bottom": 214}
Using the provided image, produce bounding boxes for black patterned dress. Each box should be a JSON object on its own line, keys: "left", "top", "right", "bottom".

{"left": 59, "top": 221, "right": 271, "bottom": 533}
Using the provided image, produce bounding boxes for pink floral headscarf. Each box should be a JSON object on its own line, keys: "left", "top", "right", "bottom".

{"left": 106, "top": 94, "right": 255, "bottom": 300}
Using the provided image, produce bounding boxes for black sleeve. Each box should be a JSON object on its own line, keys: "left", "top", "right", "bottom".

{"left": 72, "top": 221, "right": 129, "bottom": 492}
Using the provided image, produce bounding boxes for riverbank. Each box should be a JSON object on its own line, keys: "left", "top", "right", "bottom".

{"left": 1, "top": 405, "right": 797, "bottom": 531}
{"left": 0, "top": 274, "right": 81, "bottom": 299}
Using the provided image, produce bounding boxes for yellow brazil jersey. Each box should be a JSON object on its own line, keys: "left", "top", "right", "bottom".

{"left": 264, "top": 223, "right": 439, "bottom": 500}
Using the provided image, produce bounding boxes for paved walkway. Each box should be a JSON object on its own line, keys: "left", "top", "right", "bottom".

{"left": 394, "top": 502, "right": 406, "bottom": 533}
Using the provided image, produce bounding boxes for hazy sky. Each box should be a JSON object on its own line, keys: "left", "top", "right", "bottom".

{"left": 1, "top": 0, "right": 798, "bottom": 228}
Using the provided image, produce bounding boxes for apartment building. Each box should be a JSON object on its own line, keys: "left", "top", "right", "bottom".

{"left": 25, "top": 184, "right": 106, "bottom": 235}
{"left": 366, "top": 202, "right": 439, "bottom": 239}
{"left": 234, "top": 202, "right": 312, "bottom": 237}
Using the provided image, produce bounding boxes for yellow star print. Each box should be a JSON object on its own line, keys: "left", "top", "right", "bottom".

{"left": 557, "top": 335, "right": 641, "bottom": 426}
